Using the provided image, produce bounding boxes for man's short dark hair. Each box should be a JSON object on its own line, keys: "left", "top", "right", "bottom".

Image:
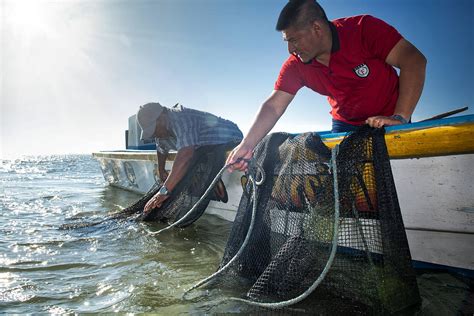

{"left": 276, "top": 0, "right": 328, "bottom": 31}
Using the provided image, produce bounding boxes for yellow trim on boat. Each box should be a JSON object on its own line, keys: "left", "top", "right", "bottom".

{"left": 323, "top": 123, "right": 474, "bottom": 159}
{"left": 93, "top": 122, "right": 474, "bottom": 161}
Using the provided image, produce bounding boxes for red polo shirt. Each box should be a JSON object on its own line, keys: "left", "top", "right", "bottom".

{"left": 274, "top": 15, "right": 403, "bottom": 125}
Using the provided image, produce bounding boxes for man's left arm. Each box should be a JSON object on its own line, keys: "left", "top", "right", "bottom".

{"left": 366, "top": 38, "right": 427, "bottom": 128}
{"left": 144, "top": 146, "right": 195, "bottom": 212}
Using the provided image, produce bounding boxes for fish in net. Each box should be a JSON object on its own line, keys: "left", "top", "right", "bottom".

{"left": 191, "top": 126, "right": 420, "bottom": 313}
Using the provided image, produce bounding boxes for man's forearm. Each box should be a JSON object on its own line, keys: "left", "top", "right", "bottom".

{"left": 163, "top": 146, "right": 195, "bottom": 192}
{"left": 385, "top": 39, "right": 427, "bottom": 121}
{"left": 241, "top": 90, "right": 293, "bottom": 150}
{"left": 226, "top": 90, "right": 294, "bottom": 171}
{"left": 394, "top": 57, "right": 427, "bottom": 120}
{"left": 243, "top": 104, "right": 283, "bottom": 148}
{"left": 157, "top": 151, "right": 168, "bottom": 176}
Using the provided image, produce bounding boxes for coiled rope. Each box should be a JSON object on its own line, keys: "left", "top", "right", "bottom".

{"left": 183, "top": 145, "right": 341, "bottom": 310}
{"left": 182, "top": 158, "right": 265, "bottom": 298}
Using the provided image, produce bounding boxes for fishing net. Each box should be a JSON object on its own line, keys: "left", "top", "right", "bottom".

{"left": 135, "top": 143, "right": 232, "bottom": 227}
{"left": 85, "top": 143, "right": 231, "bottom": 229}
{"left": 60, "top": 143, "right": 231, "bottom": 231}
{"left": 60, "top": 143, "right": 232, "bottom": 231}
{"left": 208, "top": 126, "right": 420, "bottom": 313}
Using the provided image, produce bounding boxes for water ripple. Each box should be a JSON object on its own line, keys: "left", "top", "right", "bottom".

{"left": 0, "top": 262, "right": 97, "bottom": 273}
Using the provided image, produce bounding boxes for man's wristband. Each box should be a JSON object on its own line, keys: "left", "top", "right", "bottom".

{"left": 158, "top": 185, "right": 171, "bottom": 196}
{"left": 390, "top": 114, "right": 409, "bottom": 124}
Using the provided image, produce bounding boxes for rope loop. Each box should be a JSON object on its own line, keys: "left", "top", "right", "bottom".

{"left": 247, "top": 158, "right": 265, "bottom": 186}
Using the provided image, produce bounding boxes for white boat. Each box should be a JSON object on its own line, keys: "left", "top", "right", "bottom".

{"left": 93, "top": 114, "right": 474, "bottom": 276}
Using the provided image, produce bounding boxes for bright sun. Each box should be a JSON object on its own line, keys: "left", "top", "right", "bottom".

{"left": 2, "top": 0, "right": 108, "bottom": 158}
{"left": 4, "top": 0, "right": 58, "bottom": 37}
{"left": 3, "top": 0, "right": 99, "bottom": 72}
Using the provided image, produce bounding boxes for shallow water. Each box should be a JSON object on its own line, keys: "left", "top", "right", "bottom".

{"left": 0, "top": 155, "right": 472, "bottom": 314}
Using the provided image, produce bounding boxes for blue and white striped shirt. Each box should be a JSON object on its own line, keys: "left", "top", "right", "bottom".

{"left": 156, "top": 105, "right": 243, "bottom": 154}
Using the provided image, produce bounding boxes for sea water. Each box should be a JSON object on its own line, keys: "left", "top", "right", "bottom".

{"left": 0, "top": 155, "right": 471, "bottom": 314}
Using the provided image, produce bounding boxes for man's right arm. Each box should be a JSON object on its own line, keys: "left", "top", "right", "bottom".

{"left": 227, "top": 89, "right": 294, "bottom": 171}
{"left": 157, "top": 150, "right": 169, "bottom": 183}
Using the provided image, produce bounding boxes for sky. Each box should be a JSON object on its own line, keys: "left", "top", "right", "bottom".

{"left": 1, "top": 0, "right": 473, "bottom": 158}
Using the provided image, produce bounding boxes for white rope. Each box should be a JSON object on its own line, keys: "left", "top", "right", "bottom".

{"left": 182, "top": 162, "right": 263, "bottom": 298}
{"left": 148, "top": 159, "right": 263, "bottom": 236}
{"left": 148, "top": 162, "right": 234, "bottom": 235}
{"left": 209, "top": 145, "right": 341, "bottom": 309}
{"left": 153, "top": 143, "right": 341, "bottom": 310}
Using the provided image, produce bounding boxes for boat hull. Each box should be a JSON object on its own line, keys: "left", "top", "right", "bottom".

{"left": 93, "top": 115, "right": 474, "bottom": 273}
{"left": 92, "top": 151, "right": 474, "bottom": 273}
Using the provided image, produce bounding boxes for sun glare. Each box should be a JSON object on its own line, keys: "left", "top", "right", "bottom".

{"left": 4, "top": 0, "right": 57, "bottom": 38}
{"left": 2, "top": 0, "right": 107, "bottom": 158}
{"left": 3, "top": 0, "right": 101, "bottom": 94}
{"left": 3, "top": 0, "right": 101, "bottom": 80}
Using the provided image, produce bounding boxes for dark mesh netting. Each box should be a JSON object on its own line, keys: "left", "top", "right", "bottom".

{"left": 60, "top": 143, "right": 231, "bottom": 231}
{"left": 137, "top": 143, "right": 230, "bottom": 227}
{"left": 90, "top": 143, "right": 231, "bottom": 229}
{"left": 211, "top": 126, "right": 420, "bottom": 313}
{"left": 60, "top": 143, "right": 232, "bottom": 230}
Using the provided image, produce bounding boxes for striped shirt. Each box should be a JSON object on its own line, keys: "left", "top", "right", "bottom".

{"left": 155, "top": 104, "right": 243, "bottom": 154}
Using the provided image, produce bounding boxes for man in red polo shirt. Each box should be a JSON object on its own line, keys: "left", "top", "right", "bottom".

{"left": 227, "top": 0, "right": 426, "bottom": 171}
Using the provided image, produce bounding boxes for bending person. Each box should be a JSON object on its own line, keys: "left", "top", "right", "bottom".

{"left": 136, "top": 102, "right": 243, "bottom": 216}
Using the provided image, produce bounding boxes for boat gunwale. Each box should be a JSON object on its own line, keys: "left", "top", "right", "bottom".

{"left": 93, "top": 114, "right": 474, "bottom": 160}
{"left": 318, "top": 114, "right": 474, "bottom": 139}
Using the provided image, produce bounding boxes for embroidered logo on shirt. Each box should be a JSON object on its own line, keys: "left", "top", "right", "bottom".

{"left": 353, "top": 63, "right": 370, "bottom": 78}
